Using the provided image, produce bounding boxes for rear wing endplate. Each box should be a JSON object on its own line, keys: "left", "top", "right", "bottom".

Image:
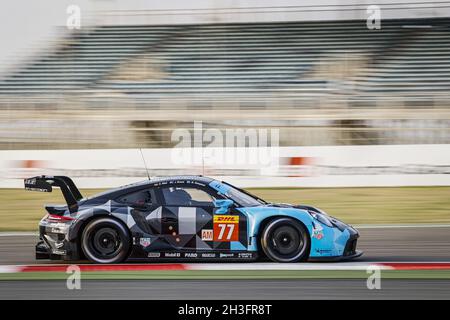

{"left": 24, "top": 176, "right": 83, "bottom": 210}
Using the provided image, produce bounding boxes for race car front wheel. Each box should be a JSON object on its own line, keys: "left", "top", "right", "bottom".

{"left": 260, "top": 218, "right": 310, "bottom": 263}
{"left": 81, "top": 217, "right": 131, "bottom": 264}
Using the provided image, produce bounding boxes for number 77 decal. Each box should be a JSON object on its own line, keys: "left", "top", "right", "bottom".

{"left": 217, "top": 223, "right": 235, "bottom": 240}
{"left": 213, "top": 215, "right": 239, "bottom": 242}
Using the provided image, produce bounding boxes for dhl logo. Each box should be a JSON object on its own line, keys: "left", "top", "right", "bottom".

{"left": 213, "top": 215, "right": 239, "bottom": 223}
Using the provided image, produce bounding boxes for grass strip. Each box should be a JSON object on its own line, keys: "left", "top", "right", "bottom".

{"left": 1, "top": 186, "right": 450, "bottom": 231}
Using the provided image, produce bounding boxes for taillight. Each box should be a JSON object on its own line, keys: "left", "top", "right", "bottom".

{"left": 47, "top": 214, "right": 75, "bottom": 221}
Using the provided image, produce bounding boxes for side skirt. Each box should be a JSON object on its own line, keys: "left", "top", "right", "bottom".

{"left": 128, "top": 250, "right": 258, "bottom": 262}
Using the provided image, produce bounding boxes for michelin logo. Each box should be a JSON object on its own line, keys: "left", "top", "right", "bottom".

{"left": 148, "top": 252, "right": 161, "bottom": 258}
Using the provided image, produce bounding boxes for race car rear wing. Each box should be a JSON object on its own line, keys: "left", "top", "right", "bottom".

{"left": 24, "top": 176, "right": 83, "bottom": 211}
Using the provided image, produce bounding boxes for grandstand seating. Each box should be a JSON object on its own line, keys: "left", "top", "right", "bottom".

{"left": 0, "top": 19, "right": 449, "bottom": 103}
{"left": 0, "top": 26, "right": 181, "bottom": 93}
{"left": 358, "top": 27, "right": 450, "bottom": 94}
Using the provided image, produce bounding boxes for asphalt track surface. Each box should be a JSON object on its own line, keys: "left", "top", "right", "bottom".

{"left": 1, "top": 279, "right": 449, "bottom": 300}
{"left": 1, "top": 226, "right": 450, "bottom": 299}
{"left": 2, "top": 226, "right": 450, "bottom": 265}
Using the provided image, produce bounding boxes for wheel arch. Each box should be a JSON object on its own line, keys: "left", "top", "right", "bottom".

{"left": 245, "top": 209, "right": 313, "bottom": 239}
{"left": 239, "top": 207, "right": 314, "bottom": 251}
{"left": 72, "top": 213, "right": 132, "bottom": 260}
{"left": 257, "top": 215, "right": 311, "bottom": 262}
{"left": 258, "top": 215, "right": 310, "bottom": 236}
{"left": 255, "top": 215, "right": 311, "bottom": 257}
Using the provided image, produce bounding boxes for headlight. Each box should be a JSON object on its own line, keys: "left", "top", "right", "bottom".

{"left": 308, "top": 210, "right": 333, "bottom": 227}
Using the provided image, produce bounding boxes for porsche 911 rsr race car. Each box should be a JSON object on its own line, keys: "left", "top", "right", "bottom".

{"left": 25, "top": 175, "right": 362, "bottom": 263}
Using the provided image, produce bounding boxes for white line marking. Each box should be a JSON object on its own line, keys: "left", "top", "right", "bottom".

{"left": 0, "top": 266, "right": 22, "bottom": 273}
{"left": 186, "top": 263, "right": 391, "bottom": 271}
{"left": 0, "top": 232, "right": 38, "bottom": 237}
{"left": 0, "top": 263, "right": 391, "bottom": 273}
{"left": 1, "top": 262, "right": 450, "bottom": 273}
{"left": 1, "top": 224, "right": 450, "bottom": 237}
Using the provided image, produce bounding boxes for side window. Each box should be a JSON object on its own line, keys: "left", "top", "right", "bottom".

{"left": 117, "top": 188, "right": 155, "bottom": 207}
{"left": 161, "top": 186, "right": 215, "bottom": 207}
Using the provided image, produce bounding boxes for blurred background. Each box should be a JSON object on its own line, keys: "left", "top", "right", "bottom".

{"left": 0, "top": 0, "right": 449, "bottom": 230}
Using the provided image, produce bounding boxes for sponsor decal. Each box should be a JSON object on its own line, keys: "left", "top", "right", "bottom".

{"left": 219, "top": 253, "right": 235, "bottom": 258}
{"left": 54, "top": 242, "right": 65, "bottom": 249}
{"left": 24, "top": 178, "right": 36, "bottom": 185}
{"left": 312, "top": 223, "right": 324, "bottom": 240}
{"left": 238, "top": 252, "right": 253, "bottom": 259}
{"left": 26, "top": 187, "right": 49, "bottom": 192}
{"left": 315, "top": 248, "right": 332, "bottom": 254}
{"left": 148, "top": 252, "right": 161, "bottom": 258}
{"left": 201, "top": 229, "right": 213, "bottom": 241}
{"left": 213, "top": 215, "right": 239, "bottom": 223}
{"left": 201, "top": 253, "right": 216, "bottom": 258}
{"left": 164, "top": 252, "right": 181, "bottom": 258}
{"left": 48, "top": 222, "right": 66, "bottom": 228}
{"left": 213, "top": 215, "right": 239, "bottom": 242}
{"left": 140, "top": 237, "right": 151, "bottom": 248}
{"left": 50, "top": 227, "right": 65, "bottom": 234}
{"left": 51, "top": 249, "right": 66, "bottom": 255}
{"left": 184, "top": 252, "right": 198, "bottom": 258}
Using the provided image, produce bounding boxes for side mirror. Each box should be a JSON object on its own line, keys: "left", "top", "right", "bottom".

{"left": 214, "top": 199, "right": 234, "bottom": 214}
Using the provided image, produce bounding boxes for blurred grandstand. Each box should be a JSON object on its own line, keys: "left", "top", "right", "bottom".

{"left": 0, "top": 3, "right": 449, "bottom": 149}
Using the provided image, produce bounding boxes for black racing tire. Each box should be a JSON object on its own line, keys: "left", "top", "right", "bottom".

{"left": 260, "top": 217, "right": 310, "bottom": 263}
{"left": 81, "top": 217, "right": 131, "bottom": 264}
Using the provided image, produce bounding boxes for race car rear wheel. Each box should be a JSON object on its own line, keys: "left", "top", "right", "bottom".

{"left": 81, "top": 217, "right": 130, "bottom": 264}
{"left": 260, "top": 218, "right": 310, "bottom": 263}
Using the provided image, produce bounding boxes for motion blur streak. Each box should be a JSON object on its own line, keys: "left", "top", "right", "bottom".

{"left": 1, "top": 280, "right": 450, "bottom": 300}
{"left": 1, "top": 226, "right": 450, "bottom": 265}
{"left": 0, "top": 4, "right": 450, "bottom": 149}
{"left": 0, "top": 0, "right": 449, "bottom": 300}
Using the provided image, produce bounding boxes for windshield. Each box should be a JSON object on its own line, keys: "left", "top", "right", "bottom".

{"left": 222, "top": 184, "right": 266, "bottom": 207}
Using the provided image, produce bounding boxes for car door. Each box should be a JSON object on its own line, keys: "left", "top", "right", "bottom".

{"left": 211, "top": 197, "right": 249, "bottom": 253}
{"left": 159, "top": 183, "right": 217, "bottom": 251}
{"left": 116, "top": 187, "right": 161, "bottom": 235}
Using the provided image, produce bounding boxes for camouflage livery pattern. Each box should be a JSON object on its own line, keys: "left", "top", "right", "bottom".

{"left": 31, "top": 175, "right": 361, "bottom": 262}
{"left": 35, "top": 176, "right": 255, "bottom": 261}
